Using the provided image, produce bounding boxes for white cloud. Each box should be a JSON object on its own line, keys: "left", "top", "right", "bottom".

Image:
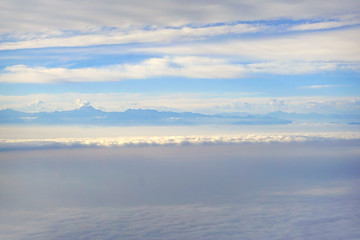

{"left": 142, "top": 27, "right": 360, "bottom": 62}
{"left": 290, "top": 20, "right": 359, "bottom": 31}
{"left": 26, "top": 99, "right": 47, "bottom": 112}
{"left": 1, "top": 3, "right": 359, "bottom": 85}
{"left": 246, "top": 61, "right": 338, "bottom": 74}
{"left": 0, "top": 23, "right": 263, "bottom": 50}
{"left": 299, "top": 85, "right": 339, "bottom": 89}
{"left": 289, "top": 13, "right": 360, "bottom": 32}
{"left": 0, "top": 56, "right": 248, "bottom": 83}
{"left": 269, "top": 99, "right": 289, "bottom": 110}
{"left": 27, "top": 99, "right": 44, "bottom": 108}
{"left": 0, "top": 58, "right": 348, "bottom": 84}
{"left": 75, "top": 99, "right": 91, "bottom": 108}
{"left": 1, "top": 18, "right": 358, "bottom": 52}
{"left": 1, "top": 0, "right": 359, "bottom": 34}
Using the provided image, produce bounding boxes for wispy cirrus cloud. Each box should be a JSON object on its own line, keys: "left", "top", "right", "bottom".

{"left": 299, "top": 84, "right": 340, "bottom": 89}
{"left": 289, "top": 19, "right": 360, "bottom": 31}
{"left": 0, "top": 23, "right": 263, "bottom": 50}
{"left": 139, "top": 27, "right": 360, "bottom": 62}
{"left": 1, "top": 18, "right": 358, "bottom": 51}
{"left": 0, "top": 58, "right": 348, "bottom": 84}
{"left": 0, "top": 56, "right": 247, "bottom": 83}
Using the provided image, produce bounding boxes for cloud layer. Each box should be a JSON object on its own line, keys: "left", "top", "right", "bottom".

{"left": 2, "top": 195, "right": 359, "bottom": 240}
{"left": 1, "top": 141, "right": 359, "bottom": 239}
{"left": 1, "top": 0, "right": 359, "bottom": 33}
{"left": 1, "top": 133, "right": 360, "bottom": 151}
{"left": 1, "top": 27, "right": 358, "bottom": 83}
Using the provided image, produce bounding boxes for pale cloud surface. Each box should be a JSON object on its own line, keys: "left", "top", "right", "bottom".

{"left": 1, "top": 143, "right": 360, "bottom": 239}
{"left": 1, "top": 1, "right": 360, "bottom": 239}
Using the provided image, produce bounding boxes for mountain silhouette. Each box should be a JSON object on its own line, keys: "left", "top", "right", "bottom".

{"left": 0, "top": 106, "right": 295, "bottom": 126}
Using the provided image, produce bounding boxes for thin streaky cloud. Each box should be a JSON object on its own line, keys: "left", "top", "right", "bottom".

{"left": 1, "top": 18, "right": 359, "bottom": 51}
{"left": 299, "top": 85, "right": 340, "bottom": 89}
{"left": 290, "top": 20, "right": 360, "bottom": 31}
{"left": 0, "top": 57, "right": 247, "bottom": 83}
{"left": 0, "top": 23, "right": 264, "bottom": 51}
{"left": 138, "top": 27, "right": 360, "bottom": 62}
{"left": 0, "top": 60, "right": 346, "bottom": 84}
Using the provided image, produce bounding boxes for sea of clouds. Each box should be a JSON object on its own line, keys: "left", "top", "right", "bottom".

{"left": 1, "top": 193, "right": 360, "bottom": 240}
{"left": 1, "top": 132, "right": 360, "bottom": 151}
{"left": 1, "top": 140, "right": 360, "bottom": 239}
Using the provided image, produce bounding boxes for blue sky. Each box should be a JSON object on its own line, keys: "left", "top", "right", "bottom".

{"left": 0, "top": 0, "right": 360, "bottom": 114}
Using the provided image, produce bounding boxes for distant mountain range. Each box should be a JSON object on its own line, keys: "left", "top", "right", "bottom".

{"left": 0, "top": 106, "right": 358, "bottom": 126}
{"left": 235, "top": 111, "right": 360, "bottom": 124}
{"left": 0, "top": 106, "right": 292, "bottom": 126}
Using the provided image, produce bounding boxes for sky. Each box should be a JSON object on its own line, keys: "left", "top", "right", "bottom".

{"left": 1, "top": 2, "right": 360, "bottom": 240}
{"left": 0, "top": 0, "right": 360, "bottom": 114}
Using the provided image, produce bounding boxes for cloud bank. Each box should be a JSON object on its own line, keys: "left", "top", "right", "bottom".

{"left": 1, "top": 133, "right": 360, "bottom": 151}
{"left": 2, "top": 194, "right": 359, "bottom": 240}
{"left": 1, "top": 134, "right": 359, "bottom": 240}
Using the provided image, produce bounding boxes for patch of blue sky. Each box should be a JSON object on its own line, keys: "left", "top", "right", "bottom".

{"left": 0, "top": 71, "right": 358, "bottom": 97}
{"left": 248, "top": 72, "right": 360, "bottom": 97}
{"left": 0, "top": 47, "right": 159, "bottom": 69}
{"left": 0, "top": 78, "right": 244, "bottom": 96}
{"left": 151, "top": 18, "right": 354, "bottom": 29}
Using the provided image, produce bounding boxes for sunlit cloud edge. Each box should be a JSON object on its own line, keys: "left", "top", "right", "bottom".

{"left": 1, "top": 133, "right": 359, "bottom": 151}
